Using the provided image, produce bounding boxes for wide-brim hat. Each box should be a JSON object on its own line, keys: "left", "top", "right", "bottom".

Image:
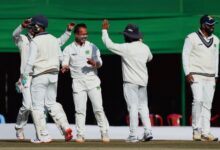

{"left": 123, "top": 24, "right": 143, "bottom": 39}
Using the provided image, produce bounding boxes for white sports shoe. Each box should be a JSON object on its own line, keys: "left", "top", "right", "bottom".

{"left": 16, "top": 128, "right": 25, "bottom": 140}
{"left": 75, "top": 134, "right": 85, "bottom": 143}
{"left": 101, "top": 132, "right": 110, "bottom": 142}
{"left": 193, "top": 129, "right": 201, "bottom": 141}
{"left": 30, "top": 138, "right": 52, "bottom": 144}
{"left": 125, "top": 135, "right": 139, "bottom": 143}
{"left": 201, "top": 133, "right": 218, "bottom": 141}
{"left": 141, "top": 132, "right": 153, "bottom": 142}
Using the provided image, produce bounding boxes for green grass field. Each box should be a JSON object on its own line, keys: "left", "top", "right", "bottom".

{"left": 0, "top": 140, "right": 220, "bottom": 150}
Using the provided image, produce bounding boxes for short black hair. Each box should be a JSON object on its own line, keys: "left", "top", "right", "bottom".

{"left": 74, "top": 23, "right": 87, "bottom": 34}
{"left": 124, "top": 35, "right": 139, "bottom": 43}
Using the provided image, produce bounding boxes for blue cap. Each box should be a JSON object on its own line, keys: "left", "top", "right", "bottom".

{"left": 30, "top": 15, "right": 48, "bottom": 28}
{"left": 200, "top": 15, "right": 217, "bottom": 26}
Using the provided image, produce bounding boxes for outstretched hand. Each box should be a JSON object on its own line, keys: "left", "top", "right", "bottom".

{"left": 67, "top": 22, "right": 75, "bottom": 32}
{"left": 102, "top": 19, "right": 110, "bottom": 30}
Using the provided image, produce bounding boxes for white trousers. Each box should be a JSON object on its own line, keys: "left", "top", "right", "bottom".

{"left": 123, "top": 82, "right": 152, "bottom": 137}
{"left": 191, "top": 75, "right": 215, "bottom": 135}
{"left": 72, "top": 77, "right": 109, "bottom": 137}
{"left": 15, "top": 78, "right": 32, "bottom": 129}
{"left": 31, "top": 74, "right": 70, "bottom": 140}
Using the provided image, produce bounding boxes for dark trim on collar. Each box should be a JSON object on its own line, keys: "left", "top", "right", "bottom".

{"left": 196, "top": 31, "right": 213, "bottom": 48}
{"left": 25, "top": 33, "right": 32, "bottom": 41}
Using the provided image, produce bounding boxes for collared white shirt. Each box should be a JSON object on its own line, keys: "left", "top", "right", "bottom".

{"left": 12, "top": 25, "right": 32, "bottom": 74}
{"left": 62, "top": 41, "right": 102, "bottom": 79}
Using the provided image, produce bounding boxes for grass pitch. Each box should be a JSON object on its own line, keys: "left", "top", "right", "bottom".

{"left": 0, "top": 140, "right": 220, "bottom": 150}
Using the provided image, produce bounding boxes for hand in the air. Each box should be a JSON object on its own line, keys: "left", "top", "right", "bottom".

{"left": 22, "top": 19, "right": 31, "bottom": 28}
{"left": 102, "top": 19, "right": 110, "bottom": 30}
{"left": 67, "top": 22, "right": 75, "bottom": 32}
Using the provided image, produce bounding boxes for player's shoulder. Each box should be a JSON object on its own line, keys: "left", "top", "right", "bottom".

{"left": 33, "top": 32, "right": 51, "bottom": 40}
{"left": 184, "top": 32, "right": 198, "bottom": 43}
{"left": 141, "top": 41, "right": 150, "bottom": 48}
{"left": 142, "top": 42, "right": 151, "bottom": 53}
{"left": 186, "top": 32, "right": 197, "bottom": 38}
{"left": 86, "top": 41, "right": 94, "bottom": 46}
{"left": 20, "top": 34, "right": 28, "bottom": 40}
{"left": 86, "top": 41, "right": 99, "bottom": 50}
{"left": 17, "top": 34, "right": 29, "bottom": 44}
{"left": 134, "top": 41, "right": 150, "bottom": 49}
{"left": 64, "top": 42, "right": 74, "bottom": 51}
{"left": 47, "top": 33, "right": 57, "bottom": 39}
{"left": 212, "top": 34, "right": 220, "bottom": 42}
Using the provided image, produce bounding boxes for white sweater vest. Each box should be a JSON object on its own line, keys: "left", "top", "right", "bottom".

{"left": 187, "top": 32, "right": 219, "bottom": 76}
{"left": 32, "top": 34, "right": 60, "bottom": 75}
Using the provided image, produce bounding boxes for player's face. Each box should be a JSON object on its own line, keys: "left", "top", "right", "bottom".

{"left": 75, "top": 27, "right": 88, "bottom": 44}
{"left": 204, "top": 24, "right": 215, "bottom": 36}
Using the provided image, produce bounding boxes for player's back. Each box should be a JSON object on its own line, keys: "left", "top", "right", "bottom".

{"left": 32, "top": 33, "right": 61, "bottom": 75}
{"left": 121, "top": 41, "right": 152, "bottom": 86}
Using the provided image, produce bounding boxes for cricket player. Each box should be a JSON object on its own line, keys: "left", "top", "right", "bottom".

{"left": 61, "top": 23, "right": 110, "bottom": 143}
{"left": 182, "top": 15, "right": 219, "bottom": 141}
{"left": 22, "top": 15, "right": 73, "bottom": 143}
{"left": 102, "top": 20, "right": 153, "bottom": 142}
{"left": 12, "top": 17, "right": 74, "bottom": 140}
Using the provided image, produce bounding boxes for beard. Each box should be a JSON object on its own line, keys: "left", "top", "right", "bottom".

{"left": 204, "top": 26, "right": 214, "bottom": 36}
{"left": 76, "top": 35, "right": 88, "bottom": 44}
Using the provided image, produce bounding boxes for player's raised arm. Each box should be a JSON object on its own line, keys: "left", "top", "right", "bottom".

{"left": 57, "top": 22, "right": 75, "bottom": 46}
{"left": 102, "top": 19, "right": 127, "bottom": 56}
{"left": 12, "top": 19, "right": 31, "bottom": 45}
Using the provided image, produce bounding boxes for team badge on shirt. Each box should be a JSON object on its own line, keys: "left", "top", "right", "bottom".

{"left": 85, "top": 50, "right": 90, "bottom": 55}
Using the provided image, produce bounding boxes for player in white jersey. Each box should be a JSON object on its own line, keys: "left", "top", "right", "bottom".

{"left": 182, "top": 15, "right": 219, "bottom": 141}
{"left": 62, "top": 23, "right": 110, "bottom": 143}
{"left": 102, "top": 20, "right": 153, "bottom": 143}
{"left": 12, "top": 18, "right": 74, "bottom": 140}
{"left": 22, "top": 15, "right": 73, "bottom": 143}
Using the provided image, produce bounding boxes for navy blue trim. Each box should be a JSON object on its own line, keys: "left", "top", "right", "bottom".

{"left": 25, "top": 34, "right": 32, "bottom": 41}
{"left": 196, "top": 31, "right": 213, "bottom": 48}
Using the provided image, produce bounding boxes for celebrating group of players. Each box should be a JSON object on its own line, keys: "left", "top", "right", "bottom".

{"left": 12, "top": 14, "right": 219, "bottom": 143}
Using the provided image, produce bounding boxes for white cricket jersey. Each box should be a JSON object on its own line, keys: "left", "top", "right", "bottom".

{"left": 12, "top": 25, "right": 32, "bottom": 74}
{"left": 13, "top": 25, "right": 71, "bottom": 75}
{"left": 182, "top": 30, "right": 219, "bottom": 77}
{"left": 102, "top": 29, "right": 153, "bottom": 86}
{"left": 26, "top": 33, "right": 62, "bottom": 75}
{"left": 62, "top": 41, "right": 102, "bottom": 79}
